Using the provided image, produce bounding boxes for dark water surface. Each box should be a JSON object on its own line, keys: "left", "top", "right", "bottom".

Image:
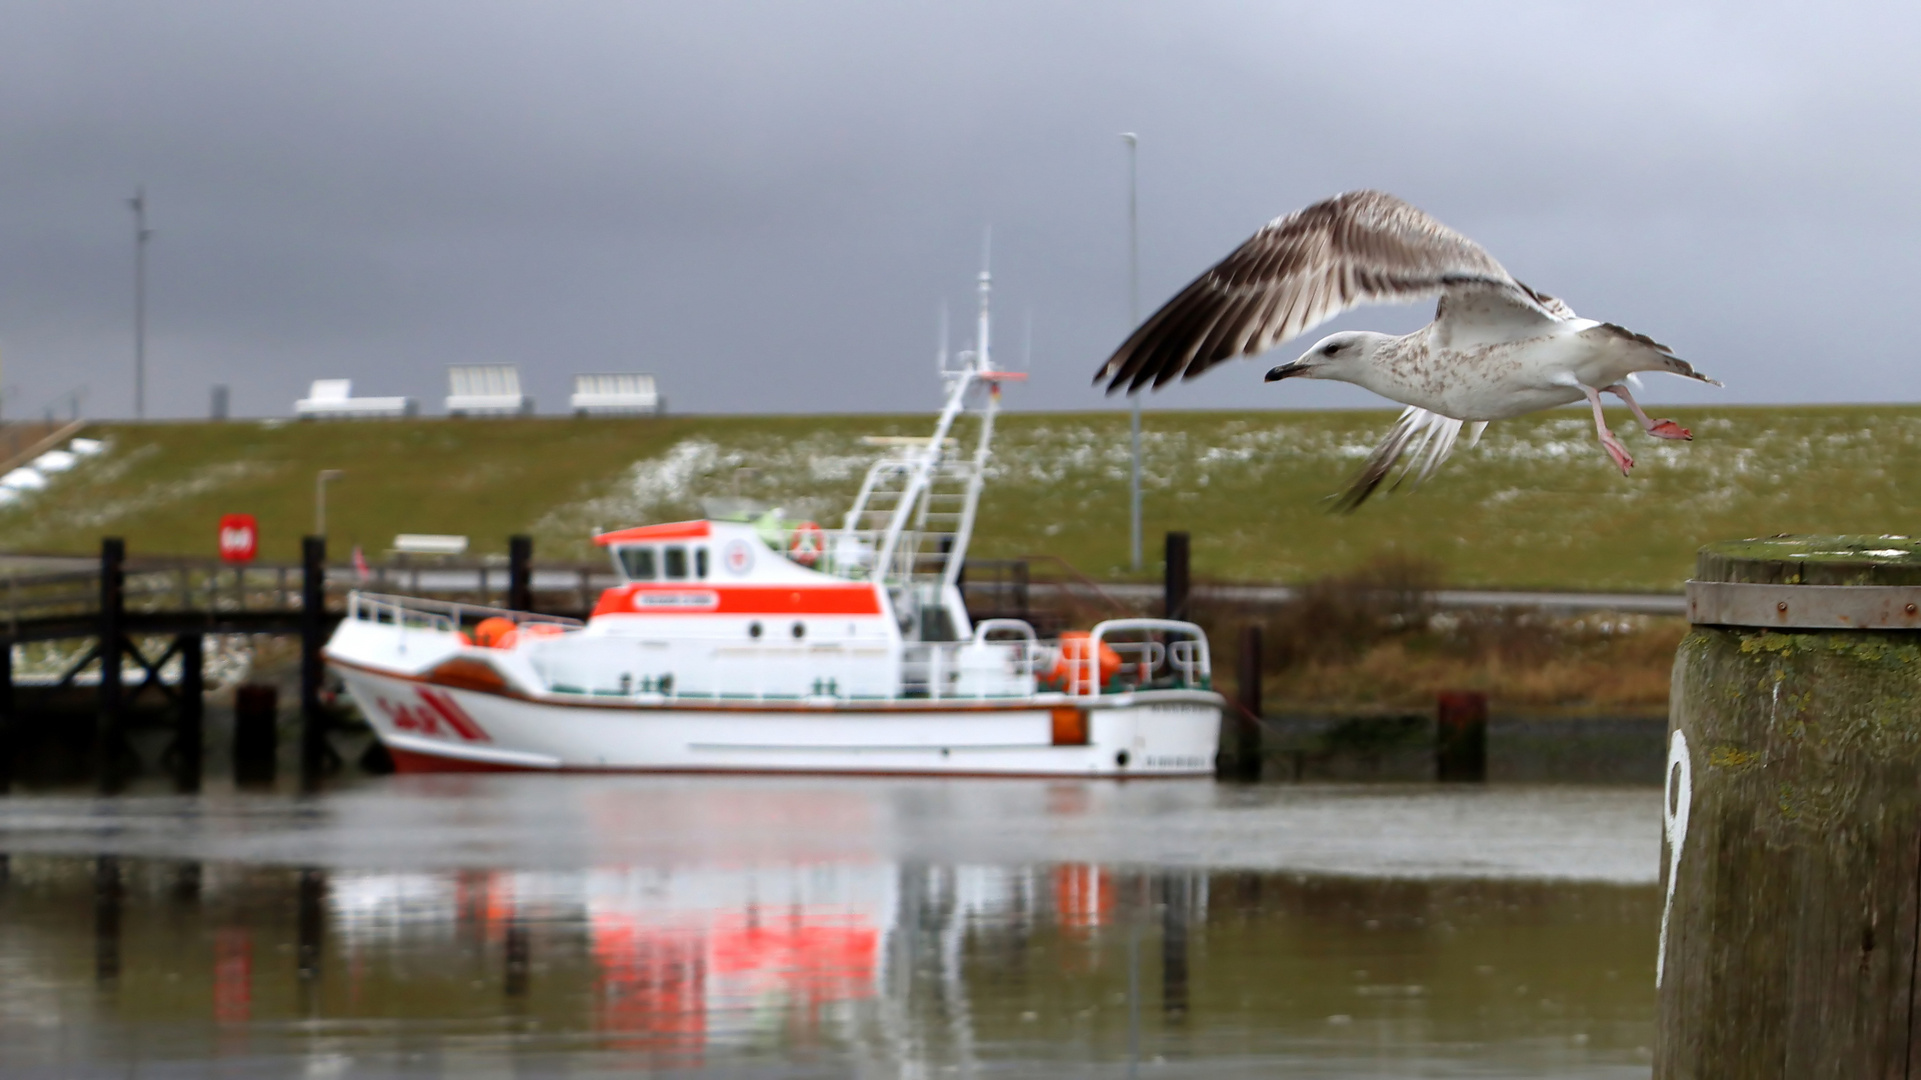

{"left": 0, "top": 778, "right": 1659, "bottom": 1077}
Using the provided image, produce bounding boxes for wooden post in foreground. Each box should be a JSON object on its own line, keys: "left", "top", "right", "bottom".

{"left": 1435, "top": 691, "right": 1487, "bottom": 782}
{"left": 1660, "top": 536, "right": 1921, "bottom": 1076}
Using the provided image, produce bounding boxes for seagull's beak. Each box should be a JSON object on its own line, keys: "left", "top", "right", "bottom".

{"left": 1264, "top": 361, "right": 1310, "bottom": 382}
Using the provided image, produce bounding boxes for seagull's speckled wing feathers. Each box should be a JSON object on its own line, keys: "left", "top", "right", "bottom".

{"left": 1097, "top": 190, "right": 1541, "bottom": 394}
{"left": 1333, "top": 406, "right": 1467, "bottom": 512}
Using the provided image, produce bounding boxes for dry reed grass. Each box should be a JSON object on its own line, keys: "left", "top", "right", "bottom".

{"left": 1187, "top": 556, "right": 1683, "bottom": 714}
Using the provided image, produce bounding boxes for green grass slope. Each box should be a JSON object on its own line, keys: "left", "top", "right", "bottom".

{"left": 4, "top": 405, "right": 1916, "bottom": 591}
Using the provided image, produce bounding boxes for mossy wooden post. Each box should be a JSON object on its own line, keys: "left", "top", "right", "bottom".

{"left": 1660, "top": 536, "right": 1921, "bottom": 1078}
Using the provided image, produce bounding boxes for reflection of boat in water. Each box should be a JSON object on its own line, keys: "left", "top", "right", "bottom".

{"left": 326, "top": 855, "right": 1185, "bottom": 1064}
{"left": 326, "top": 267, "right": 1223, "bottom": 776}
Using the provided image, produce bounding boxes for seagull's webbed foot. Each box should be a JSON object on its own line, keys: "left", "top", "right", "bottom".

{"left": 1606, "top": 383, "right": 1691, "bottom": 441}
{"left": 1581, "top": 384, "right": 1635, "bottom": 475}
{"left": 1600, "top": 433, "right": 1635, "bottom": 475}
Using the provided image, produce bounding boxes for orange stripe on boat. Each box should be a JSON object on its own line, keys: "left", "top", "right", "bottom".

{"left": 594, "top": 520, "right": 712, "bottom": 545}
{"left": 592, "top": 583, "right": 883, "bottom": 617}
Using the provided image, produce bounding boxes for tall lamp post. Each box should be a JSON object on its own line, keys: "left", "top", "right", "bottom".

{"left": 1120, "top": 134, "right": 1142, "bottom": 573}
{"left": 315, "top": 470, "right": 344, "bottom": 536}
{"left": 129, "top": 187, "right": 152, "bottom": 421}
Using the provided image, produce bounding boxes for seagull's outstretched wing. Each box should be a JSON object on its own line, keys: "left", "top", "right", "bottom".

{"left": 1332, "top": 407, "right": 1475, "bottom": 513}
{"left": 1097, "top": 190, "right": 1553, "bottom": 394}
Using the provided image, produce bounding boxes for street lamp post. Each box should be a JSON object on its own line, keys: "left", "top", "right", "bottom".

{"left": 129, "top": 187, "right": 152, "bottom": 421}
{"left": 315, "top": 470, "right": 344, "bottom": 536}
{"left": 1120, "top": 134, "right": 1142, "bottom": 572}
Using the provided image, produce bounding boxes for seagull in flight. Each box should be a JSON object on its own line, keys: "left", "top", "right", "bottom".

{"left": 1094, "top": 190, "right": 1719, "bottom": 509}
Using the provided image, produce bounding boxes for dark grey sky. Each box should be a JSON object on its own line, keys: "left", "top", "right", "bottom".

{"left": 2, "top": 2, "right": 1915, "bottom": 419}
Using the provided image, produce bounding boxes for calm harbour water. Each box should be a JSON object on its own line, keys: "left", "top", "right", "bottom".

{"left": 0, "top": 778, "right": 1660, "bottom": 1078}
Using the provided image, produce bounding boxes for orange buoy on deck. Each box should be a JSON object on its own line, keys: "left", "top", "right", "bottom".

{"left": 1051, "top": 631, "right": 1122, "bottom": 694}
{"left": 473, "top": 617, "right": 517, "bottom": 648}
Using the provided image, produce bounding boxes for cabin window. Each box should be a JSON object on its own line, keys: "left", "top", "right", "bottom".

{"left": 620, "top": 547, "right": 657, "bottom": 581}
{"left": 695, "top": 547, "right": 709, "bottom": 579}
{"left": 663, "top": 545, "right": 689, "bottom": 580}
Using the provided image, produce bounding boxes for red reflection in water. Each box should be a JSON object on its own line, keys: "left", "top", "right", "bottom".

{"left": 592, "top": 916, "right": 707, "bottom": 1058}
{"left": 1054, "top": 864, "right": 1113, "bottom": 934}
{"left": 590, "top": 903, "right": 881, "bottom": 1055}
{"left": 212, "top": 928, "right": 252, "bottom": 1026}
{"left": 710, "top": 907, "right": 879, "bottom": 1003}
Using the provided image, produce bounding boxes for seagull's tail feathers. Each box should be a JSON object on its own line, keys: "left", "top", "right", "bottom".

{"left": 1587, "top": 322, "right": 1724, "bottom": 387}
{"left": 1653, "top": 353, "right": 1722, "bottom": 388}
{"left": 1330, "top": 407, "right": 1466, "bottom": 514}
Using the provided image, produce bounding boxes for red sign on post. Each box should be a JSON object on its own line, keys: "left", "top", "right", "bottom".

{"left": 218, "top": 514, "right": 258, "bottom": 563}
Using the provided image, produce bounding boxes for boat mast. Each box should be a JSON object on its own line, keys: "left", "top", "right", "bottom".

{"left": 869, "top": 286, "right": 981, "bottom": 585}
{"left": 939, "top": 270, "right": 998, "bottom": 595}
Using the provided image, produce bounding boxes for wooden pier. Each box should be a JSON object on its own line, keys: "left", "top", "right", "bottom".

{"left": 0, "top": 535, "right": 584, "bottom": 793}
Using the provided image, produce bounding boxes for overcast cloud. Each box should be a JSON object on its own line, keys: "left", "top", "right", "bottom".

{"left": 0, "top": 1, "right": 1915, "bottom": 419}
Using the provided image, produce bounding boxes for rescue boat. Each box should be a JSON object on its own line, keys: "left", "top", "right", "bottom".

{"left": 324, "top": 269, "right": 1224, "bottom": 776}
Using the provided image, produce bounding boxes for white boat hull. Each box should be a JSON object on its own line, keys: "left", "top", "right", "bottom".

{"left": 334, "top": 659, "right": 1222, "bottom": 778}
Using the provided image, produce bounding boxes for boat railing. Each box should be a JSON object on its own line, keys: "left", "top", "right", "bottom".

{"left": 899, "top": 632, "right": 1039, "bottom": 700}
{"left": 345, "top": 591, "right": 584, "bottom": 635}
{"left": 1074, "top": 619, "right": 1213, "bottom": 697}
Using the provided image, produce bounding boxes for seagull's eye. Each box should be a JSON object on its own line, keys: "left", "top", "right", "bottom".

{"left": 1322, "top": 343, "right": 1341, "bottom": 356}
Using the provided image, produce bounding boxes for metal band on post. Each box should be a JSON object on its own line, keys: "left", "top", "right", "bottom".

{"left": 1686, "top": 581, "right": 1921, "bottom": 630}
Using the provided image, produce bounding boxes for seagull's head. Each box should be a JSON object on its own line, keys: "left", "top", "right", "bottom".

{"left": 1265, "top": 332, "right": 1387, "bottom": 386}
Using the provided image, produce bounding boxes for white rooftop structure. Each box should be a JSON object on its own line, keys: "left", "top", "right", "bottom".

{"left": 392, "top": 533, "right": 469, "bottom": 556}
{"left": 570, "top": 372, "right": 660, "bottom": 415}
{"left": 446, "top": 365, "right": 532, "bottom": 416}
{"left": 295, "top": 379, "right": 416, "bottom": 419}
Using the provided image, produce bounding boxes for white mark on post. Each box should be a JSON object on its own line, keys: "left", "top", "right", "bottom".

{"left": 1657, "top": 728, "right": 1692, "bottom": 989}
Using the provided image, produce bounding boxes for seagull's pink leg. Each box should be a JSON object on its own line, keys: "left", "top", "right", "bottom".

{"left": 1582, "top": 385, "right": 1635, "bottom": 475}
{"left": 1606, "top": 383, "right": 1691, "bottom": 441}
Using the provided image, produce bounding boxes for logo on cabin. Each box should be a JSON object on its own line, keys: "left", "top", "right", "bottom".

{"left": 376, "top": 688, "right": 491, "bottom": 743}
{"left": 723, "top": 539, "right": 755, "bottom": 576}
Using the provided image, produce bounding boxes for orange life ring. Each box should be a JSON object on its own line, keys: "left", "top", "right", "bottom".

{"left": 789, "top": 521, "right": 825, "bottom": 566}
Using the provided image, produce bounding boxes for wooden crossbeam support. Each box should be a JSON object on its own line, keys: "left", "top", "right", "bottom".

{"left": 123, "top": 635, "right": 186, "bottom": 708}
{"left": 55, "top": 641, "right": 102, "bottom": 688}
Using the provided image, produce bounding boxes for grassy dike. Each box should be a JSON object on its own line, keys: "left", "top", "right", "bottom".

{"left": 2, "top": 404, "right": 1917, "bottom": 591}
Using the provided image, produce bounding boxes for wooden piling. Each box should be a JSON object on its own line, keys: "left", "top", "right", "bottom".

{"left": 1163, "top": 532, "right": 1190, "bottom": 620}
{"left": 299, "top": 536, "right": 327, "bottom": 783}
{"left": 233, "top": 683, "right": 277, "bottom": 787}
{"left": 505, "top": 916, "right": 530, "bottom": 998}
{"left": 96, "top": 538, "right": 126, "bottom": 791}
{"left": 0, "top": 637, "right": 11, "bottom": 796}
{"left": 508, "top": 534, "right": 533, "bottom": 612}
{"left": 175, "top": 633, "right": 203, "bottom": 793}
{"left": 296, "top": 867, "right": 324, "bottom": 981}
{"left": 1223, "top": 624, "right": 1263, "bottom": 781}
{"left": 94, "top": 854, "right": 122, "bottom": 983}
{"left": 1659, "top": 537, "right": 1921, "bottom": 1076}
{"left": 1435, "top": 691, "right": 1488, "bottom": 782}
